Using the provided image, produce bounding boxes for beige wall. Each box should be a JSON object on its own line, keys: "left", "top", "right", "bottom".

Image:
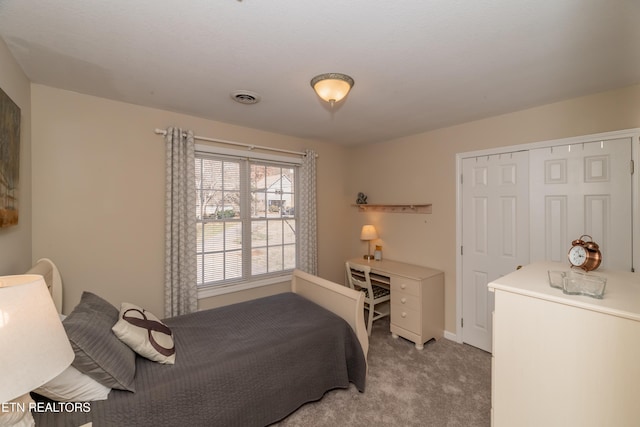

{"left": 0, "top": 38, "right": 31, "bottom": 275}
{"left": 346, "top": 84, "right": 640, "bottom": 335}
{"left": 28, "top": 78, "right": 640, "bottom": 328}
{"left": 31, "top": 85, "right": 351, "bottom": 314}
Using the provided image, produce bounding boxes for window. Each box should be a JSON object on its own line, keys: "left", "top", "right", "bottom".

{"left": 195, "top": 150, "right": 298, "bottom": 288}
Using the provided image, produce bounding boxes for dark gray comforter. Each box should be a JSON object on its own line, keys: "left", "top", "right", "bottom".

{"left": 32, "top": 292, "right": 366, "bottom": 427}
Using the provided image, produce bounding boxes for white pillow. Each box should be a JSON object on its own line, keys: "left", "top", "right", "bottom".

{"left": 0, "top": 393, "right": 33, "bottom": 426}
{"left": 112, "top": 303, "right": 175, "bottom": 364}
{"left": 35, "top": 365, "right": 111, "bottom": 402}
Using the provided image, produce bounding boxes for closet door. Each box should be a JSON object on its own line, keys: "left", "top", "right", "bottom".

{"left": 461, "top": 151, "right": 530, "bottom": 352}
{"left": 529, "top": 138, "right": 632, "bottom": 271}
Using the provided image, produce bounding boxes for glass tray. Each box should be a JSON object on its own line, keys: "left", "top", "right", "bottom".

{"left": 547, "top": 269, "right": 607, "bottom": 299}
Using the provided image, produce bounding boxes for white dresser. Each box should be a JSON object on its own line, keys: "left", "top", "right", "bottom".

{"left": 347, "top": 258, "right": 444, "bottom": 349}
{"left": 488, "top": 262, "right": 640, "bottom": 427}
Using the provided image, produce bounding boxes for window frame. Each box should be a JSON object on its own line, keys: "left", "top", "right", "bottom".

{"left": 195, "top": 144, "right": 302, "bottom": 299}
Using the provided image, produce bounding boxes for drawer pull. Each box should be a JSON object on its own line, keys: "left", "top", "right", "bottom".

{"left": 401, "top": 312, "right": 407, "bottom": 318}
{"left": 401, "top": 297, "right": 407, "bottom": 304}
{"left": 400, "top": 284, "right": 406, "bottom": 289}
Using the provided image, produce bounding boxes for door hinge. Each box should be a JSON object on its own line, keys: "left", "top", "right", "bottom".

{"left": 461, "top": 318, "right": 464, "bottom": 328}
{"left": 460, "top": 174, "right": 463, "bottom": 184}
{"left": 631, "top": 159, "right": 635, "bottom": 175}
{"left": 460, "top": 246, "right": 463, "bottom": 255}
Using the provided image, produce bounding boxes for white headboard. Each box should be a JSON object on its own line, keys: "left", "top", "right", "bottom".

{"left": 26, "top": 258, "right": 63, "bottom": 314}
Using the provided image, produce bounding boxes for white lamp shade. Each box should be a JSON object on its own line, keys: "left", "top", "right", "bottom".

{"left": 360, "top": 225, "right": 378, "bottom": 241}
{"left": 313, "top": 79, "right": 351, "bottom": 103}
{"left": 0, "top": 275, "right": 74, "bottom": 403}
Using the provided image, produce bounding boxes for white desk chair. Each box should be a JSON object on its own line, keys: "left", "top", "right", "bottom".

{"left": 346, "top": 262, "right": 391, "bottom": 336}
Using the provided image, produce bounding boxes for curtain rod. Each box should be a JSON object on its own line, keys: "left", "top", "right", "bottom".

{"left": 154, "top": 128, "right": 307, "bottom": 157}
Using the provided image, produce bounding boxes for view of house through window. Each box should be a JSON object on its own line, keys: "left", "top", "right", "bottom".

{"left": 195, "top": 152, "right": 297, "bottom": 287}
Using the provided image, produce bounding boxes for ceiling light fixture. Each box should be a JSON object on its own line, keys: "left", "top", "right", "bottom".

{"left": 310, "top": 73, "right": 354, "bottom": 107}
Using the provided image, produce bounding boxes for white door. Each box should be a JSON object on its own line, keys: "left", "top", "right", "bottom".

{"left": 461, "top": 151, "right": 530, "bottom": 352}
{"left": 529, "top": 138, "right": 633, "bottom": 271}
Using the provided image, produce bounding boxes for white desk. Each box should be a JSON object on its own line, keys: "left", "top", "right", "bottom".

{"left": 347, "top": 258, "right": 444, "bottom": 349}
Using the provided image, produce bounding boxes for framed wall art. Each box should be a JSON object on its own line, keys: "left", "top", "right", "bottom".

{"left": 0, "top": 87, "right": 20, "bottom": 228}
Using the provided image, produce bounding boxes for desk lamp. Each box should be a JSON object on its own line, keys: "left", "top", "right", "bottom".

{"left": 0, "top": 274, "right": 74, "bottom": 426}
{"left": 360, "top": 225, "right": 378, "bottom": 260}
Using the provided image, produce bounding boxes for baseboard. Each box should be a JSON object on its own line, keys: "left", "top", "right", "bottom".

{"left": 443, "top": 330, "right": 459, "bottom": 342}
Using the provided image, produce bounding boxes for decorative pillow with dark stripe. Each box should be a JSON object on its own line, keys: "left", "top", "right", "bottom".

{"left": 63, "top": 292, "right": 136, "bottom": 392}
{"left": 112, "top": 303, "right": 175, "bottom": 364}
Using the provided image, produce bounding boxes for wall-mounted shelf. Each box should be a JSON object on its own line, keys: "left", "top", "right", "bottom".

{"left": 352, "top": 204, "right": 432, "bottom": 214}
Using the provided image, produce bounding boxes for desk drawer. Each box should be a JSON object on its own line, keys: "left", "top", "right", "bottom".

{"left": 390, "top": 277, "right": 420, "bottom": 297}
{"left": 391, "top": 290, "right": 421, "bottom": 311}
{"left": 391, "top": 304, "right": 421, "bottom": 332}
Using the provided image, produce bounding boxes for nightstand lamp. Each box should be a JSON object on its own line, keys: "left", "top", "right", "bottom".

{"left": 0, "top": 274, "right": 74, "bottom": 427}
{"left": 360, "top": 225, "right": 379, "bottom": 260}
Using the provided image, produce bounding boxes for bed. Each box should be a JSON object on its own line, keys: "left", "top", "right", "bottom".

{"left": 26, "top": 259, "right": 368, "bottom": 427}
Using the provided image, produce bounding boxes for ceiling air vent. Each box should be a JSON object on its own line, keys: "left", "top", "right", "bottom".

{"left": 230, "top": 90, "right": 261, "bottom": 105}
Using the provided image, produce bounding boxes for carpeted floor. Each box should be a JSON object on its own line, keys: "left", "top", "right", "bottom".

{"left": 274, "top": 317, "right": 491, "bottom": 427}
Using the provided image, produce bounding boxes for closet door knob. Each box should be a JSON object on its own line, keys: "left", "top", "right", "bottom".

{"left": 401, "top": 297, "right": 407, "bottom": 304}
{"left": 401, "top": 312, "right": 407, "bottom": 318}
{"left": 400, "top": 284, "right": 406, "bottom": 289}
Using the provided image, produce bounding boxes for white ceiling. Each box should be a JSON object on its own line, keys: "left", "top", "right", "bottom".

{"left": 0, "top": 0, "right": 639, "bottom": 146}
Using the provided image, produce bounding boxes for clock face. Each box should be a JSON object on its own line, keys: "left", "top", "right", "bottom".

{"left": 568, "top": 245, "right": 587, "bottom": 266}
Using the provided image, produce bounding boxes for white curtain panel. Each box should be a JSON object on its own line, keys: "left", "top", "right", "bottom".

{"left": 164, "top": 127, "right": 198, "bottom": 317}
{"left": 298, "top": 149, "right": 318, "bottom": 275}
